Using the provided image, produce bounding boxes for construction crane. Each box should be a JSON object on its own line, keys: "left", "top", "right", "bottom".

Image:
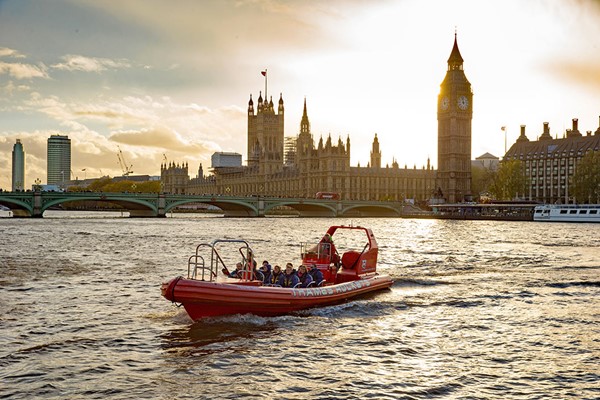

{"left": 117, "top": 146, "right": 134, "bottom": 176}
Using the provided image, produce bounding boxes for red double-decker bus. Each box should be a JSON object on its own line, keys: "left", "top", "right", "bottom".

{"left": 315, "top": 192, "right": 340, "bottom": 200}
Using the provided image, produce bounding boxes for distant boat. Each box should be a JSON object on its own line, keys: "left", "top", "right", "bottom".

{"left": 533, "top": 204, "right": 600, "bottom": 223}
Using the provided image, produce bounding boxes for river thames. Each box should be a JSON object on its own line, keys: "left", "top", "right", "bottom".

{"left": 1, "top": 213, "right": 598, "bottom": 399}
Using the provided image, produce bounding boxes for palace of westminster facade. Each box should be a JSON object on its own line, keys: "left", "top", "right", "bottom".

{"left": 162, "top": 35, "right": 600, "bottom": 204}
{"left": 162, "top": 35, "right": 475, "bottom": 203}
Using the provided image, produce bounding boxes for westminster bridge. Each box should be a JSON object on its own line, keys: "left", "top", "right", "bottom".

{"left": 0, "top": 191, "right": 409, "bottom": 218}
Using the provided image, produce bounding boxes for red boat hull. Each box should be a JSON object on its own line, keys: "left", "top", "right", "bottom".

{"left": 161, "top": 274, "right": 393, "bottom": 320}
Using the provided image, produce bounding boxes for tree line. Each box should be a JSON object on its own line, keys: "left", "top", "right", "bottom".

{"left": 68, "top": 177, "right": 161, "bottom": 193}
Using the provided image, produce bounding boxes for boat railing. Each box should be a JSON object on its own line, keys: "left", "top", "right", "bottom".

{"left": 187, "top": 254, "right": 209, "bottom": 280}
{"left": 188, "top": 239, "right": 253, "bottom": 282}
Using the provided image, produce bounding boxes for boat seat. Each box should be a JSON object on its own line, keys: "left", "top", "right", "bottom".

{"left": 341, "top": 251, "right": 360, "bottom": 269}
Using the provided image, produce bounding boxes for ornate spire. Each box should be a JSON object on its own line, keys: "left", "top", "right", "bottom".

{"left": 300, "top": 97, "right": 310, "bottom": 135}
{"left": 447, "top": 32, "right": 464, "bottom": 70}
{"left": 278, "top": 93, "right": 284, "bottom": 114}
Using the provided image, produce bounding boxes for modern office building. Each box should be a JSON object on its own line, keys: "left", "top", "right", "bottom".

{"left": 47, "top": 135, "right": 71, "bottom": 185}
{"left": 11, "top": 139, "right": 25, "bottom": 191}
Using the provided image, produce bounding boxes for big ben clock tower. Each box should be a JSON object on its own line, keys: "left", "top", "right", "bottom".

{"left": 437, "top": 33, "right": 472, "bottom": 203}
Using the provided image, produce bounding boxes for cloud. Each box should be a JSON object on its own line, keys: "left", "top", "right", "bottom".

{"left": 110, "top": 126, "right": 218, "bottom": 154}
{"left": 0, "top": 61, "right": 49, "bottom": 79}
{"left": 546, "top": 60, "right": 600, "bottom": 92}
{"left": 0, "top": 47, "right": 26, "bottom": 58}
{"left": 76, "top": 0, "right": 352, "bottom": 64}
{"left": 1, "top": 81, "right": 31, "bottom": 96}
{"left": 52, "top": 55, "right": 131, "bottom": 72}
{"left": 1, "top": 91, "right": 247, "bottom": 188}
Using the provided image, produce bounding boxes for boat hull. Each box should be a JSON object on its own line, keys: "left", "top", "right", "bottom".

{"left": 534, "top": 204, "right": 600, "bottom": 222}
{"left": 161, "top": 275, "right": 393, "bottom": 320}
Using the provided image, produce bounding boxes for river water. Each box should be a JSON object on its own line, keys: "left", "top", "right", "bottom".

{"left": 1, "top": 213, "right": 598, "bottom": 399}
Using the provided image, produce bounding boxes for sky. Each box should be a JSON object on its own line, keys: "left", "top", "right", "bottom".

{"left": 1, "top": 0, "right": 599, "bottom": 190}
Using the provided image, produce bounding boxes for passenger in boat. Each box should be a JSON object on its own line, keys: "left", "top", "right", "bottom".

{"left": 308, "top": 264, "right": 324, "bottom": 286}
{"left": 270, "top": 265, "right": 283, "bottom": 286}
{"left": 260, "top": 260, "right": 272, "bottom": 284}
{"left": 297, "top": 265, "right": 313, "bottom": 288}
{"left": 229, "top": 262, "right": 243, "bottom": 278}
{"left": 321, "top": 233, "right": 341, "bottom": 267}
{"left": 249, "top": 259, "right": 264, "bottom": 281}
{"left": 281, "top": 263, "right": 299, "bottom": 288}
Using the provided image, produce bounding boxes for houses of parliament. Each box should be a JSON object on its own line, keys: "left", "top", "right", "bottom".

{"left": 161, "top": 35, "right": 473, "bottom": 203}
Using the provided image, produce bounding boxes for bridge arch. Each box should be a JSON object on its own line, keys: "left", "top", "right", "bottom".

{"left": 42, "top": 194, "right": 157, "bottom": 212}
{"left": 0, "top": 196, "right": 34, "bottom": 216}
{"left": 264, "top": 200, "right": 337, "bottom": 217}
{"left": 165, "top": 197, "right": 258, "bottom": 217}
{"left": 340, "top": 204, "right": 401, "bottom": 217}
{"left": 41, "top": 194, "right": 159, "bottom": 216}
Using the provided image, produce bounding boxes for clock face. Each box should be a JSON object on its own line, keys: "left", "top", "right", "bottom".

{"left": 458, "top": 95, "right": 469, "bottom": 110}
{"left": 441, "top": 96, "right": 449, "bottom": 110}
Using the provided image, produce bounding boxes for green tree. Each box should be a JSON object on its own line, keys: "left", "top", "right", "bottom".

{"left": 471, "top": 165, "right": 496, "bottom": 200}
{"left": 572, "top": 151, "right": 600, "bottom": 203}
{"left": 489, "top": 159, "right": 528, "bottom": 201}
{"left": 87, "top": 176, "right": 113, "bottom": 192}
{"left": 67, "top": 177, "right": 161, "bottom": 193}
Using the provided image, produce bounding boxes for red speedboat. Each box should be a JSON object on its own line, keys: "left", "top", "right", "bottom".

{"left": 161, "top": 225, "right": 393, "bottom": 320}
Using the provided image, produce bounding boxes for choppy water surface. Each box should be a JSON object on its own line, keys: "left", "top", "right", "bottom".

{"left": 1, "top": 214, "right": 599, "bottom": 399}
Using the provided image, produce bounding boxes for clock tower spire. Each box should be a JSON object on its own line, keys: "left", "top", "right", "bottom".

{"left": 437, "top": 33, "right": 473, "bottom": 203}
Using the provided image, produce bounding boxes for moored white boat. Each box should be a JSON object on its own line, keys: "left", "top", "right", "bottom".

{"left": 533, "top": 204, "right": 600, "bottom": 222}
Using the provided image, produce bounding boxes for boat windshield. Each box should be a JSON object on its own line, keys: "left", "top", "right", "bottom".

{"left": 301, "top": 242, "right": 332, "bottom": 262}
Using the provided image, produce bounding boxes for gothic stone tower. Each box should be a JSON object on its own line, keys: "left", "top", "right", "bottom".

{"left": 247, "top": 92, "right": 285, "bottom": 175}
{"left": 437, "top": 34, "right": 473, "bottom": 203}
{"left": 370, "top": 133, "right": 381, "bottom": 168}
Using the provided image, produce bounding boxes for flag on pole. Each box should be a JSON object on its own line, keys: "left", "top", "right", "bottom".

{"left": 261, "top": 70, "right": 267, "bottom": 76}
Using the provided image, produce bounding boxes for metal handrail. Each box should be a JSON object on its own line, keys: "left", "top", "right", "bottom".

{"left": 188, "top": 239, "right": 253, "bottom": 282}
{"left": 187, "top": 254, "right": 209, "bottom": 280}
